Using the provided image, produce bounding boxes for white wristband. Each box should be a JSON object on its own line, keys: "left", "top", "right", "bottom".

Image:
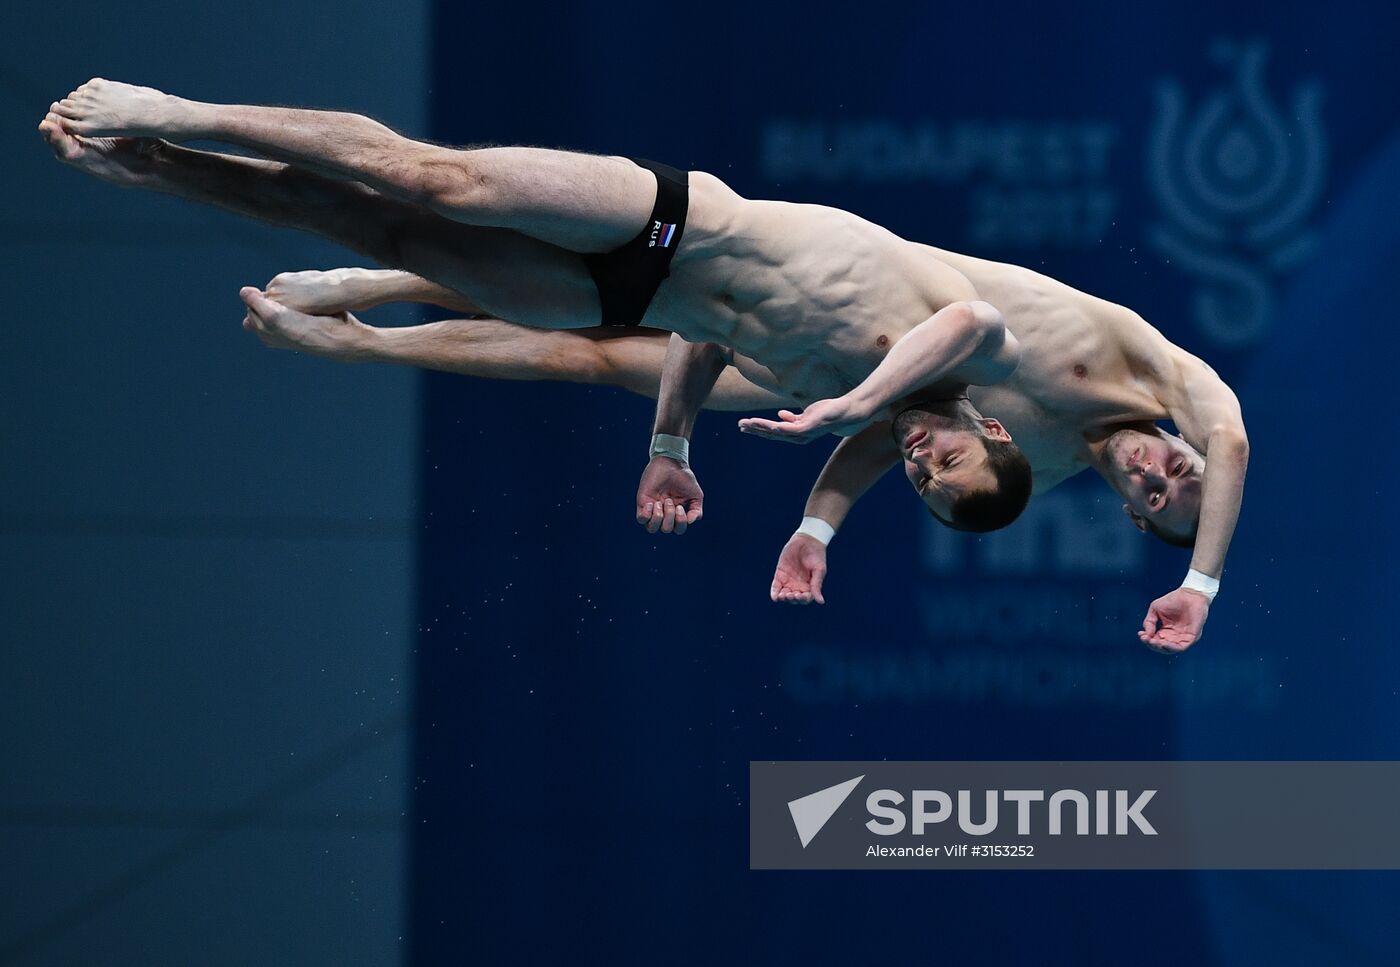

{"left": 1181, "top": 568, "right": 1220, "bottom": 603}
{"left": 795, "top": 516, "right": 836, "bottom": 546}
{"left": 649, "top": 433, "right": 690, "bottom": 466}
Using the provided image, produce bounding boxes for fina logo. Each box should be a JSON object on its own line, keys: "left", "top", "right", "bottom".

{"left": 1147, "top": 40, "right": 1326, "bottom": 349}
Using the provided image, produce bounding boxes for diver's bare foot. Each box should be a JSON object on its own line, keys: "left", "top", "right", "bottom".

{"left": 51, "top": 78, "right": 195, "bottom": 139}
{"left": 37, "top": 112, "right": 160, "bottom": 187}
{"left": 263, "top": 269, "right": 378, "bottom": 316}
{"left": 240, "top": 287, "right": 374, "bottom": 362}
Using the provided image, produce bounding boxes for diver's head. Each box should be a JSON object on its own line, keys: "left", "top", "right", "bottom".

{"left": 1097, "top": 426, "right": 1204, "bottom": 547}
{"left": 892, "top": 400, "right": 1032, "bottom": 533}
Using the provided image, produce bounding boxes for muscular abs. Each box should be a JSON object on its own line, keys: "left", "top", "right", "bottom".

{"left": 650, "top": 180, "right": 972, "bottom": 404}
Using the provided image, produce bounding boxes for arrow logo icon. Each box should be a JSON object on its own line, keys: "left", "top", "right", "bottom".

{"left": 787, "top": 775, "right": 864, "bottom": 848}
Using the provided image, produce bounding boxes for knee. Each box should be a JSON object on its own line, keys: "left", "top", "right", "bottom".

{"left": 362, "top": 208, "right": 414, "bottom": 268}
{"left": 585, "top": 336, "right": 664, "bottom": 396}
{"left": 552, "top": 337, "right": 615, "bottom": 386}
{"left": 398, "top": 149, "right": 497, "bottom": 216}
{"left": 372, "top": 203, "right": 464, "bottom": 272}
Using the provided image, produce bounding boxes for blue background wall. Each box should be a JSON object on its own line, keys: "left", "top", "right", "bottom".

{"left": 2, "top": 5, "right": 426, "bottom": 965}
{"left": 4, "top": 2, "right": 1397, "bottom": 965}
{"left": 413, "top": 2, "right": 1400, "bottom": 965}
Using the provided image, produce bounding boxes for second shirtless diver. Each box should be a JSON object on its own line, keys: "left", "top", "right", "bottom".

{"left": 39, "top": 78, "right": 1248, "bottom": 651}
{"left": 240, "top": 263, "right": 1238, "bottom": 656}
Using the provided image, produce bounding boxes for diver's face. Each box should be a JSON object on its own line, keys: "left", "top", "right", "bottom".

{"left": 1102, "top": 429, "right": 1204, "bottom": 538}
{"left": 892, "top": 409, "right": 1003, "bottom": 519}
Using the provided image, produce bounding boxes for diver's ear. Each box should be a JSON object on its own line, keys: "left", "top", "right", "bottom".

{"left": 1123, "top": 504, "right": 1149, "bottom": 533}
{"left": 979, "top": 418, "right": 1012, "bottom": 442}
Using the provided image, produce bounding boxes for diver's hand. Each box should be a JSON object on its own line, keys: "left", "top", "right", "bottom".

{"left": 1138, "top": 588, "right": 1209, "bottom": 653}
{"left": 737, "top": 397, "right": 872, "bottom": 445}
{"left": 635, "top": 456, "right": 704, "bottom": 535}
{"left": 771, "top": 533, "right": 828, "bottom": 604}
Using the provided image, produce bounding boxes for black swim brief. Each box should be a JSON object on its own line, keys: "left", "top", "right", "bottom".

{"left": 584, "top": 158, "right": 689, "bottom": 327}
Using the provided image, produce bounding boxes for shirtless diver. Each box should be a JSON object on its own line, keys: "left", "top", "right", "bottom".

{"left": 38, "top": 79, "right": 1248, "bottom": 652}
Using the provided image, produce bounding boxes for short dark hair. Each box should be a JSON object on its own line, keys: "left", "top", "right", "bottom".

{"left": 1143, "top": 517, "right": 1198, "bottom": 549}
{"left": 928, "top": 437, "right": 1033, "bottom": 533}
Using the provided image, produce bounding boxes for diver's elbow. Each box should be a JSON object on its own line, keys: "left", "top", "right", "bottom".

{"left": 962, "top": 300, "right": 1018, "bottom": 379}
{"left": 1211, "top": 424, "right": 1250, "bottom": 466}
{"left": 965, "top": 300, "right": 1006, "bottom": 342}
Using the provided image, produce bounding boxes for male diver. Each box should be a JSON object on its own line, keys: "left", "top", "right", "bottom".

{"left": 38, "top": 79, "right": 1248, "bottom": 651}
